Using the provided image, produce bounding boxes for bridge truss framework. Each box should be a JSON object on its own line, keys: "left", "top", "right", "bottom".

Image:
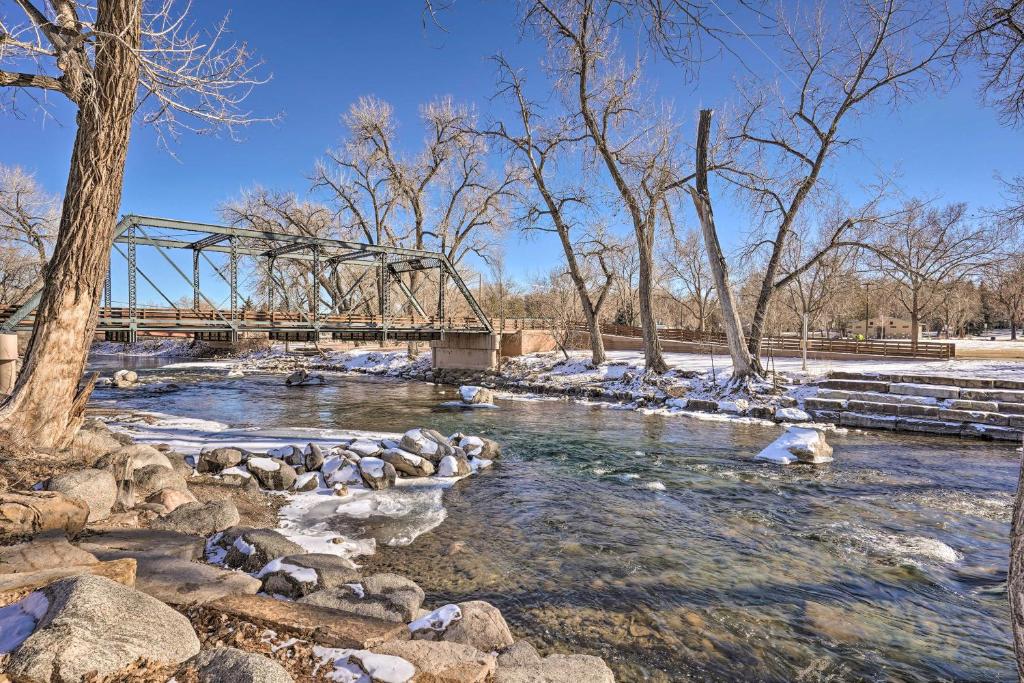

{"left": 1, "top": 214, "right": 493, "bottom": 343}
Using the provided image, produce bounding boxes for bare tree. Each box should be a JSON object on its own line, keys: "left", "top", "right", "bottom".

{"left": 865, "top": 201, "right": 995, "bottom": 348}
{"left": 0, "top": 165, "right": 57, "bottom": 303}
{"left": 716, "top": 0, "right": 955, "bottom": 373}
{"left": 524, "top": 0, "right": 702, "bottom": 373}
{"left": 0, "top": 0, "right": 265, "bottom": 448}
{"left": 485, "top": 56, "right": 616, "bottom": 364}
{"left": 960, "top": 0, "right": 1024, "bottom": 126}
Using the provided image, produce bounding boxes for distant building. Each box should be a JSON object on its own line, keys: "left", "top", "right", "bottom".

{"left": 849, "top": 315, "right": 924, "bottom": 339}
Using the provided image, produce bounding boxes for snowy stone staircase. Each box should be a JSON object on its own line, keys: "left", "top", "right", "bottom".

{"left": 804, "top": 371, "right": 1024, "bottom": 442}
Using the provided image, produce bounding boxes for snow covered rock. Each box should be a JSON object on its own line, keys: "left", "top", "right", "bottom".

{"left": 312, "top": 647, "right": 415, "bottom": 683}
{"left": 324, "top": 461, "right": 362, "bottom": 487}
{"left": 381, "top": 448, "right": 436, "bottom": 478}
{"left": 459, "top": 385, "right": 495, "bottom": 405}
{"left": 755, "top": 427, "right": 834, "bottom": 465}
{"left": 718, "top": 399, "right": 749, "bottom": 414}
{"left": 776, "top": 407, "right": 811, "bottom": 422}
{"left": 152, "top": 499, "right": 239, "bottom": 536}
{"left": 410, "top": 604, "right": 463, "bottom": 639}
{"left": 437, "top": 454, "right": 471, "bottom": 478}
{"left": 285, "top": 369, "right": 326, "bottom": 386}
{"left": 247, "top": 456, "right": 298, "bottom": 491}
{"left": 112, "top": 369, "right": 139, "bottom": 389}
{"left": 183, "top": 647, "right": 293, "bottom": 683}
{"left": 46, "top": 468, "right": 117, "bottom": 522}
{"left": 399, "top": 428, "right": 454, "bottom": 463}
{"left": 358, "top": 457, "right": 397, "bottom": 490}
{"left": 347, "top": 438, "right": 383, "bottom": 458}
{"left": 214, "top": 527, "right": 305, "bottom": 573}
{"left": 4, "top": 575, "right": 200, "bottom": 683}
{"left": 260, "top": 553, "right": 359, "bottom": 599}
{"left": 197, "top": 447, "right": 245, "bottom": 474}
{"left": 294, "top": 471, "right": 321, "bottom": 492}
{"left": 451, "top": 434, "right": 501, "bottom": 460}
{"left": 300, "top": 573, "right": 424, "bottom": 623}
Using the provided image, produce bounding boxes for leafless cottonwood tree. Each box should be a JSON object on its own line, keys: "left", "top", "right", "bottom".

{"left": 863, "top": 201, "right": 995, "bottom": 348}
{"left": 709, "top": 0, "right": 956, "bottom": 374}
{"left": 524, "top": 0, "right": 706, "bottom": 373}
{"left": 960, "top": 0, "right": 1024, "bottom": 126}
{"left": 0, "top": 0, "right": 266, "bottom": 448}
{"left": 485, "top": 56, "right": 619, "bottom": 364}
{"left": 935, "top": 280, "right": 982, "bottom": 338}
{"left": 0, "top": 165, "right": 58, "bottom": 303}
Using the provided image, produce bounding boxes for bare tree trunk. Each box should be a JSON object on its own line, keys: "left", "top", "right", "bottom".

{"left": 687, "top": 110, "right": 757, "bottom": 381}
{"left": 636, "top": 231, "right": 668, "bottom": 373}
{"left": 1009, "top": 454, "right": 1024, "bottom": 680}
{"left": 1012, "top": 317, "right": 1018, "bottom": 341}
{"left": 911, "top": 287, "right": 920, "bottom": 352}
{"left": 0, "top": 0, "right": 141, "bottom": 450}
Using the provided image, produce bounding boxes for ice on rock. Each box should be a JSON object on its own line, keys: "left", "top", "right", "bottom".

{"left": 348, "top": 439, "right": 381, "bottom": 457}
{"left": 457, "top": 436, "right": 484, "bottom": 457}
{"left": 257, "top": 558, "right": 318, "bottom": 584}
{"left": 409, "top": 604, "right": 462, "bottom": 635}
{"left": 776, "top": 407, "right": 810, "bottom": 422}
{"left": 313, "top": 646, "right": 415, "bottom": 683}
{"left": 359, "top": 457, "right": 385, "bottom": 478}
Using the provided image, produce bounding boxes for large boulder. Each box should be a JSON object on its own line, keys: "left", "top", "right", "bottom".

{"left": 0, "top": 490, "right": 90, "bottom": 539}
{"left": 754, "top": 427, "right": 834, "bottom": 465}
{"left": 211, "top": 526, "right": 305, "bottom": 573}
{"left": 459, "top": 385, "right": 495, "bottom": 405}
{"left": 373, "top": 640, "right": 496, "bottom": 682}
{"left": 259, "top": 553, "right": 359, "bottom": 599}
{"left": 70, "top": 427, "right": 124, "bottom": 461}
{"left": 146, "top": 487, "right": 197, "bottom": 513}
{"left": 133, "top": 463, "right": 188, "bottom": 497}
{"left": 4, "top": 575, "right": 200, "bottom": 682}
{"left": 151, "top": 499, "right": 239, "bottom": 536}
{"left": 304, "top": 443, "right": 325, "bottom": 471}
{"left": 80, "top": 528, "right": 206, "bottom": 561}
{"left": 299, "top": 573, "right": 424, "bottom": 622}
{"left": 46, "top": 468, "right": 117, "bottom": 522}
{"left": 247, "top": 457, "right": 298, "bottom": 491}
{"left": 98, "top": 444, "right": 173, "bottom": 472}
{"left": 452, "top": 434, "right": 502, "bottom": 460}
{"left": 441, "top": 600, "right": 514, "bottom": 652}
{"left": 183, "top": 647, "right": 294, "bottom": 683}
{"left": 347, "top": 439, "right": 383, "bottom": 458}
{"left": 358, "top": 457, "right": 397, "bottom": 490}
{"left": 196, "top": 447, "right": 245, "bottom": 474}
{"left": 0, "top": 531, "right": 98, "bottom": 573}
{"left": 494, "top": 653, "right": 616, "bottom": 683}
{"left": 381, "top": 448, "right": 435, "bottom": 478}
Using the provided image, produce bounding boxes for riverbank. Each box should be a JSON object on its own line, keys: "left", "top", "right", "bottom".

{"left": 0, "top": 406, "right": 614, "bottom": 681}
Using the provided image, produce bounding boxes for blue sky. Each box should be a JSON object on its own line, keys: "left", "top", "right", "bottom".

{"left": 2, "top": 1, "right": 1022, "bottom": 304}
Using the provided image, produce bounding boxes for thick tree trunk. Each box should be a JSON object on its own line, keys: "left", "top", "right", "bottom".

{"left": 911, "top": 288, "right": 920, "bottom": 352}
{"left": 1012, "top": 317, "right": 1018, "bottom": 341}
{"left": 636, "top": 230, "right": 668, "bottom": 373}
{"left": 580, "top": 301, "right": 606, "bottom": 366}
{"left": 0, "top": 0, "right": 141, "bottom": 450}
{"left": 688, "top": 110, "right": 756, "bottom": 381}
{"left": 1009, "top": 455, "right": 1024, "bottom": 679}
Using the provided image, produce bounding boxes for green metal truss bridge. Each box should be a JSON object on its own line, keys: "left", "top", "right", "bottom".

{"left": 0, "top": 214, "right": 493, "bottom": 343}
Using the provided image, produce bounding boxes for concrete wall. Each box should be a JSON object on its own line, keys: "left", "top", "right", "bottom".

{"left": 431, "top": 332, "right": 500, "bottom": 370}
{"left": 500, "top": 330, "right": 559, "bottom": 357}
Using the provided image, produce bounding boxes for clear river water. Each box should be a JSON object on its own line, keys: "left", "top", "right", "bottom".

{"left": 88, "top": 356, "right": 1018, "bottom": 682}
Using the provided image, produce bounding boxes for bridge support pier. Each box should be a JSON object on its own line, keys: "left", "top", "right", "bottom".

{"left": 430, "top": 332, "right": 500, "bottom": 371}
{"left": 0, "top": 333, "right": 18, "bottom": 397}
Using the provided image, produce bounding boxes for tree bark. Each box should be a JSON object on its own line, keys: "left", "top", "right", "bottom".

{"left": 911, "top": 287, "right": 920, "bottom": 352}
{"left": 1009, "top": 453, "right": 1024, "bottom": 680}
{"left": 636, "top": 229, "right": 667, "bottom": 373}
{"left": 687, "top": 110, "right": 757, "bottom": 381}
{"left": 0, "top": 0, "right": 141, "bottom": 449}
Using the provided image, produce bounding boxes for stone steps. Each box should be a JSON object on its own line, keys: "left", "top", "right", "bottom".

{"left": 806, "top": 371, "right": 1024, "bottom": 442}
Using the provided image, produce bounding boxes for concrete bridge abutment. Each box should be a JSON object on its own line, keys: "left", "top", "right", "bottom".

{"left": 430, "top": 332, "right": 500, "bottom": 371}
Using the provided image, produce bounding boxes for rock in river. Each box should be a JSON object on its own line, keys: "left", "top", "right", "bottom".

{"left": 381, "top": 448, "right": 435, "bottom": 477}
{"left": 358, "top": 457, "right": 397, "bottom": 490}
{"left": 755, "top": 426, "right": 834, "bottom": 465}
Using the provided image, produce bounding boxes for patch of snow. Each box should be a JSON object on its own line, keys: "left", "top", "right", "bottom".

{"left": 645, "top": 481, "right": 667, "bottom": 491}
{"left": 0, "top": 592, "right": 48, "bottom": 654}
{"left": 233, "top": 536, "right": 255, "bottom": 556}
{"left": 247, "top": 456, "right": 281, "bottom": 472}
{"left": 348, "top": 439, "right": 381, "bottom": 457}
{"left": 776, "top": 407, "right": 810, "bottom": 422}
{"left": 345, "top": 582, "right": 365, "bottom": 598}
{"left": 409, "top": 604, "right": 462, "bottom": 634}
{"left": 436, "top": 455, "right": 460, "bottom": 478}
{"left": 257, "top": 558, "right": 318, "bottom": 584}
{"left": 220, "top": 465, "right": 251, "bottom": 479}
{"left": 359, "top": 457, "right": 386, "bottom": 478}
{"left": 313, "top": 646, "right": 415, "bottom": 683}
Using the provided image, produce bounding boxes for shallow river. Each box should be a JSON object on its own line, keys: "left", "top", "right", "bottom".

{"left": 89, "top": 357, "right": 1018, "bottom": 682}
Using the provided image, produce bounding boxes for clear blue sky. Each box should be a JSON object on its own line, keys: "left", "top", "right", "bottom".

{"left": 2, "top": 1, "right": 1022, "bottom": 304}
